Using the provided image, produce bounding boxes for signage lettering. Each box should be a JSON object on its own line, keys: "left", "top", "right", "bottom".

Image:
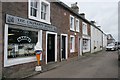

{"left": 6, "top": 14, "right": 57, "bottom": 32}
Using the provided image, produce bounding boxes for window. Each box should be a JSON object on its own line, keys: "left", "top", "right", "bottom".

{"left": 4, "top": 24, "right": 43, "bottom": 67}
{"left": 70, "top": 35, "right": 75, "bottom": 52}
{"left": 82, "top": 22, "right": 88, "bottom": 35}
{"left": 70, "top": 15, "right": 74, "bottom": 31}
{"left": 76, "top": 19, "right": 79, "bottom": 32}
{"left": 29, "top": 0, "right": 50, "bottom": 24}
{"left": 30, "top": 0, "right": 38, "bottom": 17}
{"left": 41, "top": 2, "right": 47, "bottom": 20}
{"left": 8, "top": 28, "right": 38, "bottom": 58}
{"left": 83, "top": 39, "right": 88, "bottom": 50}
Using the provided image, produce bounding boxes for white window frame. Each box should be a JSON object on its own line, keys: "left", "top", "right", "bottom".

{"left": 76, "top": 18, "right": 79, "bottom": 32}
{"left": 82, "top": 22, "right": 88, "bottom": 35}
{"left": 46, "top": 31, "right": 57, "bottom": 64}
{"left": 70, "top": 35, "right": 75, "bottom": 52}
{"left": 4, "top": 24, "right": 43, "bottom": 67}
{"left": 70, "top": 15, "right": 74, "bottom": 31}
{"left": 28, "top": 0, "right": 51, "bottom": 24}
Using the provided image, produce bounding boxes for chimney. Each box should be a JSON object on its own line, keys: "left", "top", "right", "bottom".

{"left": 91, "top": 21, "right": 96, "bottom": 25}
{"left": 80, "top": 13, "right": 85, "bottom": 18}
{"left": 71, "top": 2, "right": 79, "bottom": 13}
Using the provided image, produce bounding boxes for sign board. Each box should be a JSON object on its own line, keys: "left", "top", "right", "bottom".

{"left": 6, "top": 14, "right": 57, "bottom": 32}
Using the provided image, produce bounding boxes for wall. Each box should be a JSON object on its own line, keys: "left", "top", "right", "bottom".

{"left": 51, "top": 3, "right": 82, "bottom": 58}
{"left": 91, "top": 25, "right": 103, "bottom": 53}
{"left": 103, "top": 34, "right": 107, "bottom": 48}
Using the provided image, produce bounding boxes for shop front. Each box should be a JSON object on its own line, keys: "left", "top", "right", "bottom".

{"left": 82, "top": 35, "right": 91, "bottom": 53}
{"left": 4, "top": 14, "right": 57, "bottom": 67}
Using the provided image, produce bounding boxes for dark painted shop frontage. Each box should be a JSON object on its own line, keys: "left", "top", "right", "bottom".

{"left": 2, "top": 2, "right": 60, "bottom": 78}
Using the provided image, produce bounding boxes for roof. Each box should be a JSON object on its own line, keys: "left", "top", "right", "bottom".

{"left": 49, "top": 0, "right": 105, "bottom": 34}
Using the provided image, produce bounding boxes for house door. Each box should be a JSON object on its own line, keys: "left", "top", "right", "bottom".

{"left": 47, "top": 34, "right": 55, "bottom": 63}
{"left": 61, "top": 36, "right": 66, "bottom": 60}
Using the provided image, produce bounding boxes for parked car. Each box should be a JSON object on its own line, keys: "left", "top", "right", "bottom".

{"left": 106, "top": 43, "right": 117, "bottom": 51}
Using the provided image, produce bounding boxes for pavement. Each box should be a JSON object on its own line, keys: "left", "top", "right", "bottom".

{"left": 23, "top": 50, "right": 118, "bottom": 79}
{"left": 19, "top": 51, "right": 118, "bottom": 80}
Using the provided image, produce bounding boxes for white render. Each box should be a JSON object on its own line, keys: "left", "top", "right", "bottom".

{"left": 103, "top": 34, "right": 107, "bottom": 48}
{"left": 91, "top": 25, "right": 103, "bottom": 53}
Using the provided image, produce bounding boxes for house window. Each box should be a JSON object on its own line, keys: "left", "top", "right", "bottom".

{"left": 41, "top": 2, "right": 47, "bottom": 20}
{"left": 82, "top": 22, "right": 88, "bottom": 35}
{"left": 30, "top": 0, "right": 38, "bottom": 17}
{"left": 70, "top": 35, "right": 75, "bottom": 52}
{"left": 29, "top": 0, "right": 50, "bottom": 24}
{"left": 70, "top": 15, "right": 74, "bottom": 31}
{"left": 76, "top": 19, "right": 79, "bottom": 32}
{"left": 83, "top": 39, "right": 88, "bottom": 50}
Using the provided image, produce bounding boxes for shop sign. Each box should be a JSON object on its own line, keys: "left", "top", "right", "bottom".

{"left": 6, "top": 14, "right": 57, "bottom": 32}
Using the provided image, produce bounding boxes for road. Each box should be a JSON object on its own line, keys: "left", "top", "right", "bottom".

{"left": 30, "top": 50, "right": 118, "bottom": 78}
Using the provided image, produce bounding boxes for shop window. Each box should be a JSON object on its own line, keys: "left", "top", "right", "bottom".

{"left": 70, "top": 35, "right": 75, "bottom": 52}
{"left": 8, "top": 28, "right": 38, "bottom": 58}
{"left": 70, "top": 15, "right": 74, "bottom": 31}
{"left": 83, "top": 39, "right": 88, "bottom": 50}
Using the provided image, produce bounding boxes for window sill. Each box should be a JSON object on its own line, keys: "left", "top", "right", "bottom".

{"left": 29, "top": 16, "right": 51, "bottom": 24}
{"left": 76, "top": 30, "right": 79, "bottom": 33}
{"left": 70, "top": 29, "right": 75, "bottom": 32}
{"left": 70, "top": 50, "right": 75, "bottom": 53}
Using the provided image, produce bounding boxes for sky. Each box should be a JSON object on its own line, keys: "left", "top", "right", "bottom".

{"left": 61, "top": 0, "right": 119, "bottom": 41}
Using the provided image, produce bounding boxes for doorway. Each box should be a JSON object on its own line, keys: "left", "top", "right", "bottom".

{"left": 61, "top": 34, "right": 68, "bottom": 61}
{"left": 46, "top": 32, "right": 57, "bottom": 64}
{"left": 47, "top": 34, "right": 55, "bottom": 62}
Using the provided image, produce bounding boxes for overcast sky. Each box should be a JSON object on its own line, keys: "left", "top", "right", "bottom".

{"left": 61, "top": 0, "right": 119, "bottom": 41}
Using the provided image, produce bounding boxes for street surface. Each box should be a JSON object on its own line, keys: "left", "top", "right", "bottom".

{"left": 30, "top": 50, "right": 118, "bottom": 78}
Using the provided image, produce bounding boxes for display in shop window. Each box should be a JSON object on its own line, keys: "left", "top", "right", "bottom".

{"left": 8, "top": 28, "right": 38, "bottom": 58}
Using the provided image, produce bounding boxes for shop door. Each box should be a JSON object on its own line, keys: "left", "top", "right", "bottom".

{"left": 61, "top": 36, "right": 66, "bottom": 60}
{"left": 47, "top": 34, "right": 55, "bottom": 63}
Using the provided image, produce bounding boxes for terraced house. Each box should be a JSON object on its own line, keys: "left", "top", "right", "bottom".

{"left": 0, "top": 0, "right": 107, "bottom": 78}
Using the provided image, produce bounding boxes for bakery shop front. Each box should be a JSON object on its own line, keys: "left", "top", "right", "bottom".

{"left": 4, "top": 14, "right": 57, "bottom": 67}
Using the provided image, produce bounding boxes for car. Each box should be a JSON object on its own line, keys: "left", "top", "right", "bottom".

{"left": 106, "top": 43, "right": 117, "bottom": 51}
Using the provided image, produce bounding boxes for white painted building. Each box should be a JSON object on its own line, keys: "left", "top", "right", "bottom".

{"left": 103, "top": 33, "right": 107, "bottom": 48}
{"left": 91, "top": 25, "right": 103, "bottom": 53}
{"left": 82, "top": 22, "right": 91, "bottom": 53}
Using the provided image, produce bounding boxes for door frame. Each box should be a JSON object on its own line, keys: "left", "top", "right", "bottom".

{"left": 79, "top": 38, "right": 82, "bottom": 56}
{"left": 46, "top": 31, "right": 57, "bottom": 64}
{"left": 61, "top": 34, "right": 68, "bottom": 61}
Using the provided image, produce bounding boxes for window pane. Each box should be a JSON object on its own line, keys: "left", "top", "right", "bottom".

{"left": 34, "top": 2, "right": 37, "bottom": 8}
{"left": 41, "top": 2, "right": 47, "bottom": 20}
{"left": 8, "top": 28, "right": 38, "bottom": 58}
{"left": 33, "top": 9, "right": 37, "bottom": 17}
